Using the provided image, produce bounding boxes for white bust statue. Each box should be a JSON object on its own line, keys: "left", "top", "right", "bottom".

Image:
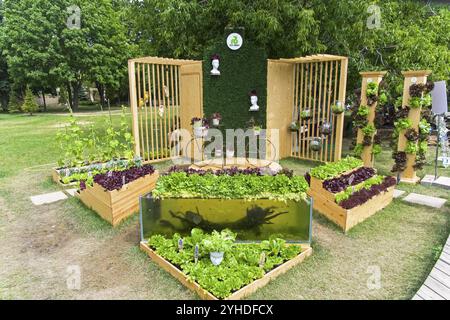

{"left": 210, "top": 54, "right": 221, "bottom": 76}
{"left": 249, "top": 90, "right": 259, "bottom": 111}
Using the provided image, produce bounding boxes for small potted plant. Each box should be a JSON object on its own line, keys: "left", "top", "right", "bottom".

{"left": 331, "top": 102, "right": 345, "bottom": 115}
{"left": 192, "top": 117, "right": 209, "bottom": 138}
{"left": 300, "top": 109, "right": 311, "bottom": 121}
{"left": 201, "top": 230, "right": 236, "bottom": 266}
{"left": 191, "top": 117, "right": 203, "bottom": 128}
{"left": 320, "top": 122, "right": 332, "bottom": 136}
{"left": 211, "top": 113, "right": 222, "bottom": 126}
{"left": 310, "top": 138, "right": 322, "bottom": 152}
{"left": 289, "top": 121, "right": 300, "bottom": 132}
{"left": 253, "top": 125, "right": 262, "bottom": 136}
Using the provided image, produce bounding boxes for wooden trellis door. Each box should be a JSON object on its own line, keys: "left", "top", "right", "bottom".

{"left": 267, "top": 55, "right": 348, "bottom": 162}
{"left": 128, "top": 57, "right": 203, "bottom": 162}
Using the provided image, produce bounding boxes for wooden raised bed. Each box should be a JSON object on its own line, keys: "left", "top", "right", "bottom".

{"left": 77, "top": 171, "right": 159, "bottom": 226}
{"left": 140, "top": 241, "right": 312, "bottom": 300}
{"left": 308, "top": 170, "right": 394, "bottom": 232}
{"left": 52, "top": 168, "right": 78, "bottom": 188}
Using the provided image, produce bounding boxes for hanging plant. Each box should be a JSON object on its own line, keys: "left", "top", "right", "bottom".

{"left": 362, "top": 135, "right": 373, "bottom": 147}
{"left": 395, "top": 106, "right": 410, "bottom": 120}
{"left": 419, "top": 119, "right": 431, "bottom": 140}
{"left": 310, "top": 138, "right": 322, "bottom": 152}
{"left": 300, "top": 110, "right": 311, "bottom": 120}
{"left": 320, "top": 122, "right": 332, "bottom": 136}
{"left": 414, "top": 152, "right": 427, "bottom": 170}
{"left": 362, "top": 124, "right": 376, "bottom": 137}
{"left": 405, "top": 141, "right": 418, "bottom": 155}
{"left": 366, "top": 82, "right": 379, "bottom": 105}
{"left": 394, "top": 118, "right": 413, "bottom": 133}
{"left": 353, "top": 144, "right": 364, "bottom": 158}
{"left": 331, "top": 103, "right": 345, "bottom": 115}
{"left": 372, "top": 144, "right": 382, "bottom": 156}
{"left": 418, "top": 141, "right": 428, "bottom": 154}
{"left": 404, "top": 129, "right": 419, "bottom": 142}
{"left": 391, "top": 151, "right": 407, "bottom": 173}
{"left": 289, "top": 121, "right": 300, "bottom": 132}
{"left": 357, "top": 105, "right": 370, "bottom": 117}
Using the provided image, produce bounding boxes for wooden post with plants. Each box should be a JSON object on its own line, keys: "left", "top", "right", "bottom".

{"left": 395, "top": 70, "right": 432, "bottom": 184}
{"left": 354, "top": 71, "right": 386, "bottom": 167}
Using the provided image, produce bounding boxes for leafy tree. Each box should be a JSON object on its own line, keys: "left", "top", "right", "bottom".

{"left": 7, "top": 91, "right": 21, "bottom": 113}
{"left": 1, "top": 0, "right": 131, "bottom": 111}
{"left": 130, "top": 0, "right": 324, "bottom": 59}
{"left": 22, "top": 86, "right": 39, "bottom": 115}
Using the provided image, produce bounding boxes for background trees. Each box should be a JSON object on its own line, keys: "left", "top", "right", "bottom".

{"left": 0, "top": 0, "right": 448, "bottom": 112}
{"left": 0, "top": 0, "right": 131, "bottom": 111}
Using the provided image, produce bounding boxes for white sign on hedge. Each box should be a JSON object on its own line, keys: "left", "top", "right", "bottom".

{"left": 227, "top": 33, "right": 243, "bottom": 51}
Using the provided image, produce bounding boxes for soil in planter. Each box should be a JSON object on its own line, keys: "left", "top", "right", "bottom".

{"left": 141, "top": 198, "right": 311, "bottom": 243}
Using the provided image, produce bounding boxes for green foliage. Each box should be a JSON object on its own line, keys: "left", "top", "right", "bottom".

{"left": 357, "top": 105, "right": 370, "bottom": 117}
{"left": 394, "top": 118, "right": 412, "bottom": 132}
{"left": 1, "top": 0, "right": 132, "bottom": 110}
{"left": 335, "top": 175, "right": 385, "bottom": 204}
{"left": 362, "top": 124, "right": 376, "bottom": 136}
{"left": 203, "top": 39, "right": 267, "bottom": 133}
{"left": 405, "top": 141, "right": 418, "bottom": 155}
{"left": 148, "top": 229, "right": 302, "bottom": 299}
{"left": 419, "top": 119, "right": 431, "bottom": 135}
{"left": 152, "top": 172, "right": 309, "bottom": 202}
{"left": 372, "top": 144, "right": 382, "bottom": 156}
{"left": 331, "top": 104, "right": 345, "bottom": 114}
{"left": 7, "top": 91, "right": 21, "bottom": 113}
{"left": 309, "top": 157, "right": 363, "bottom": 180}
{"left": 353, "top": 143, "right": 364, "bottom": 158}
{"left": 418, "top": 141, "right": 428, "bottom": 154}
{"left": 56, "top": 107, "right": 134, "bottom": 168}
{"left": 21, "top": 86, "right": 39, "bottom": 115}
{"left": 201, "top": 230, "right": 236, "bottom": 253}
{"left": 366, "top": 82, "right": 379, "bottom": 98}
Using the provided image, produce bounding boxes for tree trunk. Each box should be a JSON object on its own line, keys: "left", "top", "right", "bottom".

{"left": 41, "top": 91, "right": 47, "bottom": 112}
{"left": 71, "top": 82, "right": 81, "bottom": 111}
{"left": 96, "top": 82, "right": 106, "bottom": 108}
{"left": 66, "top": 83, "right": 73, "bottom": 111}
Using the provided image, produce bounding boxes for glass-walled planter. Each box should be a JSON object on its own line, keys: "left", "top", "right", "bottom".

{"left": 139, "top": 195, "right": 313, "bottom": 244}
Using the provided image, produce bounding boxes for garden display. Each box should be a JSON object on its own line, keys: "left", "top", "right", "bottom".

{"left": 351, "top": 72, "right": 386, "bottom": 167}
{"left": 140, "top": 228, "right": 312, "bottom": 300}
{"left": 140, "top": 166, "right": 312, "bottom": 242}
{"left": 77, "top": 164, "right": 159, "bottom": 226}
{"left": 307, "top": 157, "right": 396, "bottom": 232}
{"left": 391, "top": 71, "right": 433, "bottom": 183}
{"left": 53, "top": 107, "right": 135, "bottom": 187}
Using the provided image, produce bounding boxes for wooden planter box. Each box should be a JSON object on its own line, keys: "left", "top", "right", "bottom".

{"left": 77, "top": 171, "right": 159, "bottom": 226}
{"left": 140, "top": 241, "right": 312, "bottom": 300}
{"left": 52, "top": 168, "right": 78, "bottom": 188}
{"left": 309, "top": 170, "right": 394, "bottom": 232}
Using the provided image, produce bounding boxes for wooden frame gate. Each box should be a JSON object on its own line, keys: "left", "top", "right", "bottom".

{"left": 128, "top": 57, "right": 203, "bottom": 162}
{"left": 267, "top": 55, "right": 348, "bottom": 163}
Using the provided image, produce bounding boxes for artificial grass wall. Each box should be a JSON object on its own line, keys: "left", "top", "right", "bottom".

{"left": 202, "top": 37, "right": 268, "bottom": 132}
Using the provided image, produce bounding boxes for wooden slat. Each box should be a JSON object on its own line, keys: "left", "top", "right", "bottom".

{"left": 424, "top": 276, "right": 450, "bottom": 299}
{"left": 128, "top": 61, "right": 141, "bottom": 157}
{"left": 330, "top": 60, "right": 339, "bottom": 162}
{"left": 292, "top": 64, "right": 299, "bottom": 157}
{"left": 298, "top": 63, "right": 304, "bottom": 158}
{"left": 137, "top": 63, "right": 146, "bottom": 160}
{"left": 325, "top": 61, "right": 334, "bottom": 162}
{"left": 152, "top": 64, "right": 160, "bottom": 160}
{"left": 147, "top": 64, "right": 155, "bottom": 161}
{"left": 142, "top": 64, "right": 149, "bottom": 161}
{"left": 318, "top": 62, "right": 324, "bottom": 162}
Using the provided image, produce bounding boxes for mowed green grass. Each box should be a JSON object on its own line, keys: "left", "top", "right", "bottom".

{"left": 0, "top": 112, "right": 449, "bottom": 300}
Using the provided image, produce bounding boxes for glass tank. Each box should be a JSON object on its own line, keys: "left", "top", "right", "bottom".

{"left": 140, "top": 195, "right": 312, "bottom": 244}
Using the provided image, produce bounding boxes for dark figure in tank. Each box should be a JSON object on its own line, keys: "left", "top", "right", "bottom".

{"left": 159, "top": 205, "right": 288, "bottom": 235}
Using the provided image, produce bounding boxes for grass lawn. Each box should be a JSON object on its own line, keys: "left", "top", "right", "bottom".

{"left": 0, "top": 112, "right": 449, "bottom": 300}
